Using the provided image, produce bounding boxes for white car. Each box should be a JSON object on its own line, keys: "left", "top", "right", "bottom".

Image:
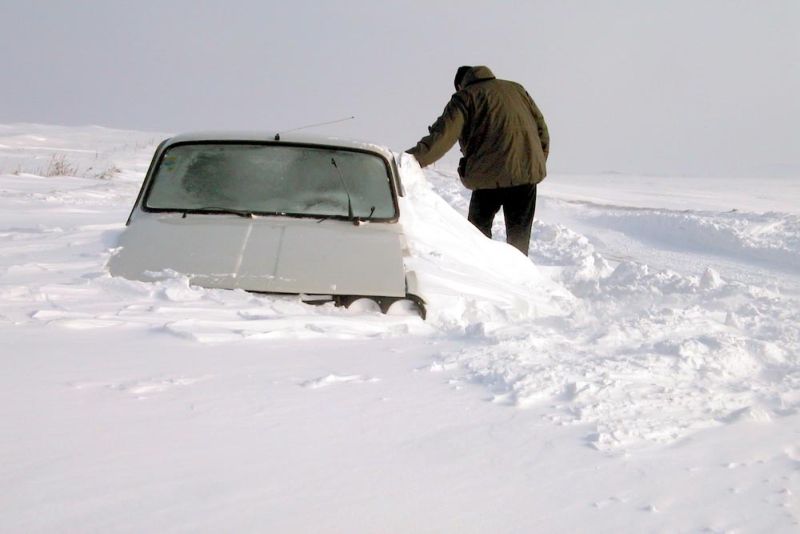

{"left": 109, "top": 132, "right": 425, "bottom": 317}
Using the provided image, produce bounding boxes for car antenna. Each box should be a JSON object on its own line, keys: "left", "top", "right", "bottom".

{"left": 274, "top": 115, "right": 355, "bottom": 141}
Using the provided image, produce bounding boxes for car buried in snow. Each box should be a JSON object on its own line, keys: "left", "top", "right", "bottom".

{"left": 109, "top": 132, "right": 425, "bottom": 317}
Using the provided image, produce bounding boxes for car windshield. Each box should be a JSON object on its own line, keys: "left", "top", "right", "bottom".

{"left": 144, "top": 143, "right": 397, "bottom": 219}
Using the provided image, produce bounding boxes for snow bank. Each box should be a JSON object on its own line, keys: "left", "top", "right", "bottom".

{"left": 397, "top": 153, "right": 573, "bottom": 331}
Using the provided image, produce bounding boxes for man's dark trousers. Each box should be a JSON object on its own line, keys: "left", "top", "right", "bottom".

{"left": 467, "top": 183, "right": 537, "bottom": 255}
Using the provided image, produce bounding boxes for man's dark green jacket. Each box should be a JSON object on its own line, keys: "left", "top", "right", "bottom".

{"left": 407, "top": 66, "right": 549, "bottom": 190}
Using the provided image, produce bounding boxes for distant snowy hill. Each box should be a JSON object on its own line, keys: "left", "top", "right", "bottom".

{"left": 2, "top": 125, "right": 798, "bottom": 532}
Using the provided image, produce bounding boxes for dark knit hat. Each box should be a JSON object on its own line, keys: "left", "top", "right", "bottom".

{"left": 454, "top": 66, "right": 472, "bottom": 90}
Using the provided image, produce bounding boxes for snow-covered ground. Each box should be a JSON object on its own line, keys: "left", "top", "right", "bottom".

{"left": 1, "top": 124, "right": 798, "bottom": 532}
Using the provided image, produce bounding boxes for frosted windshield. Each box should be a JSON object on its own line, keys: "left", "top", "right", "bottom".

{"left": 145, "top": 143, "right": 396, "bottom": 219}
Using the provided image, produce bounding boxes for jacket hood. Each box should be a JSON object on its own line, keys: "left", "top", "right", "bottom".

{"left": 461, "top": 66, "right": 495, "bottom": 87}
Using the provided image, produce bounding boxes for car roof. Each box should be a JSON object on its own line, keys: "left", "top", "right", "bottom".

{"left": 164, "top": 131, "right": 396, "bottom": 161}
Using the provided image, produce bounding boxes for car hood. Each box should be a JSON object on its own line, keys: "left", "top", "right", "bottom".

{"left": 108, "top": 212, "right": 408, "bottom": 298}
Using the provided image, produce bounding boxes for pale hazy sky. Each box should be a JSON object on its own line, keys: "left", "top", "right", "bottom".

{"left": 1, "top": 0, "right": 798, "bottom": 177}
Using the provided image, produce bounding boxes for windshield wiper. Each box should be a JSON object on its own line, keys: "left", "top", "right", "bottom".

{"left": 361, "top": 206, "right": 376, "bottom": 224}
{"left": 330, "top": 157, "right": 357, "bottom": 224}
{"left": 188, "top": 206, "right": 254, "bottom": 218}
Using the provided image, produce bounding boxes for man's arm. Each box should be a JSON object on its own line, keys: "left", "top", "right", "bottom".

{"left": 406, "top": 94, "right": 467, "bottom": 167}
{"left": 526, "top": 91, "right": 549, "bottom": 160}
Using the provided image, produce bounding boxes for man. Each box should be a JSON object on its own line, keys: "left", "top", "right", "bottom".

{"left": 406, "top": 65, "right": 549, "bottom": 255}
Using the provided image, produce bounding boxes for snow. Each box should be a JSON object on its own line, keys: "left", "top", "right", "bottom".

{"left": 1, "top": 124, "right": 799, "bottom": 532}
